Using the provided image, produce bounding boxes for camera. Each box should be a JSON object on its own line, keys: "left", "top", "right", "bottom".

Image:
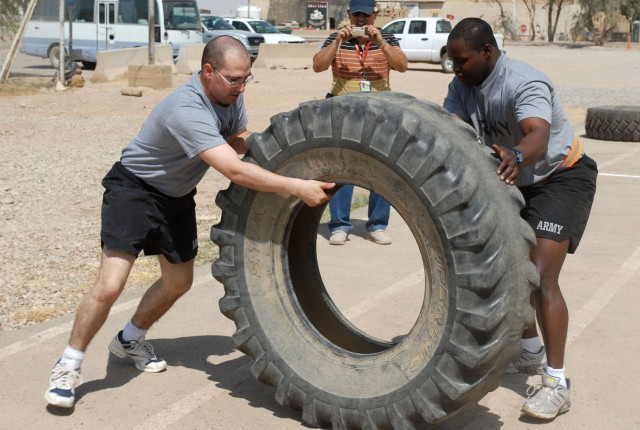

{"left": 352, "top": 26, "right": 365, "bottom": 36}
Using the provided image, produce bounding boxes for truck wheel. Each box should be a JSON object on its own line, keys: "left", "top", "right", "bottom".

{"left": 585, "top": 106, "right": 640, "bottom": 142}
{"left": 440, "top": 52, "right": 454, "bottom": 73}
{"left": 48, "top": 44, "right": 64, "bottom": 69}
{"left": 211, "top": 92, "right": 537, "bottom": 428}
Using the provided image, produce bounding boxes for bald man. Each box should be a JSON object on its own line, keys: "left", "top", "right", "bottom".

{"left": 45, "top": 36, "right": 335, "bottom": 409}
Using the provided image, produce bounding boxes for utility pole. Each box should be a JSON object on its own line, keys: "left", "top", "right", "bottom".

{"left": 148, "top": 0, "right": 155, "bottom": 64}
{"left": 58, "top": 0, "right": 64, "bottom": 86}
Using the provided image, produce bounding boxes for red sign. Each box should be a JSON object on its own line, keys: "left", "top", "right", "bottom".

{"left": 520, "top": 24, "right": 527, "bottom": 33}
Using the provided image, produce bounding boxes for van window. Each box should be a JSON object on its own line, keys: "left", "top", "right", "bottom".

{"left": 164, "top": 1, "right": 200, "bottom": 30}
{"left": 118, "top": 0, "right": 149, "bottom": 24}
{"left": 76, "top": 0, "right": 96, "bottom": 22}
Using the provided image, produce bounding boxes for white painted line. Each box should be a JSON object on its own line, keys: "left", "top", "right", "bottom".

{"left": 132, "top": 350, "right": 244, "bottom": 430}
{"left": 599, "top": 173, "right": 640, "bottom": 179}
{"left": 0, "top": 271, "right": 214, "bottom": 361}
{"left": 131, "top": 384, "right": 221, "bottom": 430}
{"left": 131, "top": 272, "right": 426, "bottom": 430}
{"left": 596, "top": 146, "right": 640, "bottom": 169}
{"left": 342, "top": 270, "right": 424, "bottom": 319}
{"left": 568, "top": 244, "right": 640, "bottom": 343}
{"left": 0, "top": 298, "right": 140, "bottom": 360}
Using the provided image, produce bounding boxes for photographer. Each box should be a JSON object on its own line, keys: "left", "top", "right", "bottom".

{"left": 312, "top": 0, "right": 407, "bottom": 245}
{"left": 313, "top": 0, "right": 407, "bottom": 95}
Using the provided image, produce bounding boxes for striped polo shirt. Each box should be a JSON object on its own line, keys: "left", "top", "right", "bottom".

{"left": 321, "top": 31, "right": 402, "bottom": 96}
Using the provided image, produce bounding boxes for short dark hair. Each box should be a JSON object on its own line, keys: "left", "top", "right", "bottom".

{"left": 201, "top": 35, "right": 248, "bottom": 69}
{"left": 448, "top": 17, "right": 498, "bottom": 51}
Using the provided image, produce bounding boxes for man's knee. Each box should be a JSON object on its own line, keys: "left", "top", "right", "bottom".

{"left": 89, "top": 278, "right": 126, "bottom": 306}
{"left": 172, "top": 277, "right": 193, "bottom": 296}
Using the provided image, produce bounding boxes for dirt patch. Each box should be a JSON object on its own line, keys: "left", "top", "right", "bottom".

{"left": 0, "top": 77, "right": 54, "bottom": 96}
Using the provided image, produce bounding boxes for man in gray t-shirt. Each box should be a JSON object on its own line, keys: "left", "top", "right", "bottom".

{"left": 444, "top": 18, "right": 597, "bottom": 420}
{"left": 45, "top": 36, "right": 335, "bottom": 410}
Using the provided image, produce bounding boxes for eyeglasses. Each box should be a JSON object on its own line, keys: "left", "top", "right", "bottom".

{"left": 214, "top": 68, "right": 254, "bottom": 87}
{"left": 351, "top": 11, "right": 372, "bottom": 18}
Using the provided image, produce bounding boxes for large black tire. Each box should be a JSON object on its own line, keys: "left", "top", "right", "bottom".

{"left": 585, "top": 106, "right": 640, "bottom": 142}
{"left": 211, "top": 92, "right": 538, "bottom": 429}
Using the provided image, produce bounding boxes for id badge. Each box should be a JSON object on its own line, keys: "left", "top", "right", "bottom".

{"left": 360, "top": 80, "right": 371, "bottom": 92}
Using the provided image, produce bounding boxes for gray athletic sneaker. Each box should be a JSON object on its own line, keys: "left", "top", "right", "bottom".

{"left": 505, "top": 346, "right": 547, "bottom": 375}
{"left": 45, "top": 359, "right": 82, "bottom": 408}
{"left": 108, "top": 331, "right": 167, "bottom": 372}
{"left": 522, "top": 372, "right": 571, "bottom": 420}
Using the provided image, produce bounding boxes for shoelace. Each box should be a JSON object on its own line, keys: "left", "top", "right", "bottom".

{"left": 129, "top": 339, "right": 158, "bottom": 359}
{"left": 526, "top": 383, "right": 562, "bottom": 402}
{"left": 52, "top": 366, "right": 78, "bottom": 390}
{"left": 139, "top": 341, "right": 157, "bottom": 358}
{"left": 526, "top": 384, "right": 542, "bottom": 398}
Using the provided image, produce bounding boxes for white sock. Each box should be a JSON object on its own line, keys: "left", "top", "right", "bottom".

{"left": 521, "top": 336, "right": 543, "bottom": 353}
{"left": 122, "top": 320, "right": 147, "bottom": 342}
{"left": 61, "top": 345, "right": 85, "bottom": 367}
{"left": 545, "top": 366, "right": 567, "bottom": 388}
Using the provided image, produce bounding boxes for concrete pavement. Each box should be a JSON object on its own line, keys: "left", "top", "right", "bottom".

{"left": 1, "top": 132, "right": 639, "bottom": 429}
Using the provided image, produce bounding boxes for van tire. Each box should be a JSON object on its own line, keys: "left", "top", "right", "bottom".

{"left": 210, "top": 92, "right": 538, "bottom": 428}
{"left": 48, "top": 44, "right": 64, "bottom": 69}
{"left": 585, "top": 106, "right": 640, "bottom": 142}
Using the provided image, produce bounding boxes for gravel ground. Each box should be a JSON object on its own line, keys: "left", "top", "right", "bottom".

{"left": 1, "top": 43, "right": 639, "bottom": 331}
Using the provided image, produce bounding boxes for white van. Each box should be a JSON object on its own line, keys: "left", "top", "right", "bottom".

{"left": 20, "top": 0, "right": 203, "bottom": 67}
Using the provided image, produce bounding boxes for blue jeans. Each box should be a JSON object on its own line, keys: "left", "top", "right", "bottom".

{"left": 328, "top": 185, "right": 390, "bottom": 233}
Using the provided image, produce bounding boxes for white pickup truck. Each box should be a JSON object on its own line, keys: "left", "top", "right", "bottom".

{"left": 382, "top": 17, "right": 504, "bottom": 73}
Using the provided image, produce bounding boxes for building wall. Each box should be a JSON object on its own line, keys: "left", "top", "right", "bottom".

{"left": 416, "top": 0, "right": 580, "bottom": 40}
{"left": 267, "top": 0, "right": 307, "bottom": 24}
{"left": 255, "top": 0, "right": 579, "bottom": 40}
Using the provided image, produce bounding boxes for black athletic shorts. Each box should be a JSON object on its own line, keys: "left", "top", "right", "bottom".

{"left": 100, "top": 162, "right": 198, "bottom": 263}
{"left": 519, "top": 154, "right": 598, "bottom": 254}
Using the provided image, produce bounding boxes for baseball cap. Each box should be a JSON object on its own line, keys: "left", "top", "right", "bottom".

{"left": 349, "top": 0, "right": 376, "bottom": 15}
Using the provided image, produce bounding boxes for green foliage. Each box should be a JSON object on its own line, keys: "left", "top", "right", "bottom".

{"left": 0, "top": 0, "right": 24, "bottom": 39}
{"left": 573, "top": 0, "right": 640, "bottom": 35}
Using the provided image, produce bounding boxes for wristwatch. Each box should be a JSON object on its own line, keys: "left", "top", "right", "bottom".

{"left": 512, "top": 148, "right": 524, "bottom": 165}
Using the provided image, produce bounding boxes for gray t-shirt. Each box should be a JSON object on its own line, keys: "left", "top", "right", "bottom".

{"left": 443, "top": 54, "right": 575, "bottom": 186}
{"left": 121, "top": 72, "right": 248, "bottom": 197}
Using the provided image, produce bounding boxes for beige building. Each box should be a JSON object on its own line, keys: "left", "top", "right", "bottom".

{"left": 253, "top": 0, "right": 581, "bottom": 41}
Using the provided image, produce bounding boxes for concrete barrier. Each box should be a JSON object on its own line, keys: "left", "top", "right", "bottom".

{"left": 91, "top": 45, "right": 176, "bottom": 83}
{"left": 175, "top": 43, "right": 205, "bottom": 75}
{"left": 252, "top": 43, "right": 321, "bottom": 70}
{"left": 127, "top": 64, "right": 173, "bottom": 89}
{"left": 292, "top": 29, "right": 334, "bottom": 42}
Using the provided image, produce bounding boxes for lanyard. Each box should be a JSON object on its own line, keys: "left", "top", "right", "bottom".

{"left": 355, "top": 41, "right": 371, "bottom": 65}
